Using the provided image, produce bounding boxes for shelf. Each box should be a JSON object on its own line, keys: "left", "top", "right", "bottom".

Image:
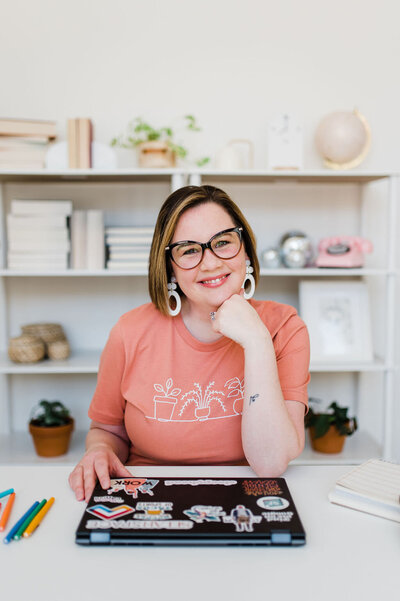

{"left": 0, "top": 350, "right": 101, "bottom": 374}
{"left": 0, "top": 430, "right": 381, "bottom": 466}
{"left": 293, "top": 431, "right": 382, "bottom": 465}
{"left": 190, "top": 169, "right": 393, "bottom": 184}
{"left": 0, "top": 168, "right": 186, "bottom": 183}
{"left": 309, "top": 357, "right": 390, "bottom": 372}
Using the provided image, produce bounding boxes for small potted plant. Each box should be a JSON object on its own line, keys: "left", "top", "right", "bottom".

{"left": 29, "top": 399, "right": 74, "bottom": 457}
{"left": 111, "top": 115, "right": 210, "bottom": 168}
{"left": 305, "top": 398, "right": 358, "bottom": 453}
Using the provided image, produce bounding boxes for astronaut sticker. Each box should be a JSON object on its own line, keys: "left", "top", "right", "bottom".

{"left": 107, "top": 478, "right": 159, "bottom": 499}
{"left": 223, "top": 505, "right": 262, "bottom": 532}
{"left": 183, "top": 505, "right": 226, "bottom": 523}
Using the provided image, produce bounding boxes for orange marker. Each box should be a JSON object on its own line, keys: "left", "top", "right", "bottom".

{"left": 0, "top": 492, "right": 16, "bottom": 532}
{"left": 23, "top": 497, "right": 55, "bottom": 537}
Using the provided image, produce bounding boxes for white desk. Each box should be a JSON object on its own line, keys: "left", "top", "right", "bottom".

{"left": 0, "top": 465, "right": 397, "bottom": 601}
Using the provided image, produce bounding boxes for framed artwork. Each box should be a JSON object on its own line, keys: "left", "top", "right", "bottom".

{"left": 299, "top": 281, "right": 373, "bottom": 363}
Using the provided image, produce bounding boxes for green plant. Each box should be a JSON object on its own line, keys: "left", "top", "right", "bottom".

{"left": 29, "top": 399, "right": 71, "bottom": 427}
{"left": 305, "top": 398, "right": 358, "bottom": 439}
{"left": 111, "top": 115, "right": 210, "bottom": 166}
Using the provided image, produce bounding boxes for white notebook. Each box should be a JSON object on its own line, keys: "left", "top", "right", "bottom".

{"left": 328, "top": 459, "right": 400, "bottom": 522}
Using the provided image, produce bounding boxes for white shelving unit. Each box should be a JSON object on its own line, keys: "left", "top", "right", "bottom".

{"left": 0, "top": 168, "right": 397, "bottom": 466}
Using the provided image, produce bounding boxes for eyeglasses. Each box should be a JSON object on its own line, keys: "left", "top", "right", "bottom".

{"left": 165, "top": 227, "right": 243, "bottom": 270}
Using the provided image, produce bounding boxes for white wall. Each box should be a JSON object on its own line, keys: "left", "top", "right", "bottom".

{"left": 1, "top": 0, "right": 399, "bottom": 457}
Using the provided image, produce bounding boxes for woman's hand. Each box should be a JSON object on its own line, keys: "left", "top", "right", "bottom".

{"left": 68, "top": 443, "right": 132, "bottom": 502}
{"left": 210, "top": 291, "right": 269, "bottom": 348}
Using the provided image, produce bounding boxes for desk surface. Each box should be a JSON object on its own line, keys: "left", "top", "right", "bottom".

{"left": 0, "top": 464, "right": 398, "bottom": 601}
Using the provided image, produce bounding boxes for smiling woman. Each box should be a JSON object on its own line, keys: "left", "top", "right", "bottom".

{"left": 68, "top": 185, "right": 310, "bottom": 502}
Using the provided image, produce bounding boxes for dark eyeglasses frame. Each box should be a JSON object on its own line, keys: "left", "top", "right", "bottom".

{"left": 165, "top": 227, "right": 243, "bottom": 270}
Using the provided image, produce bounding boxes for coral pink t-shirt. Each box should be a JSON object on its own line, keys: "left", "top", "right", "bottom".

{"left": 88, "top": 300, "right": 310, "bottom": 466}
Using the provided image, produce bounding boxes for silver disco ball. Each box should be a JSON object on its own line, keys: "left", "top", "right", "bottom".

{"left": 279, "top": 231, "right": 314, "bottom": 268}
{"left": 261, "top": 247, "right": 282, "bottom": 268}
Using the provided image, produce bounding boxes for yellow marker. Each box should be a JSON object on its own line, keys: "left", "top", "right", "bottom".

{"left": 23, "top": 497, "right": 55, "bottom": 537}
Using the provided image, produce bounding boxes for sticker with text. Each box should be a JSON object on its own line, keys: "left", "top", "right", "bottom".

{"left": 107, "top": 478, "right": 159, "bottom": 498}
{"left": 242, "top": 479, "right": 283, "bottom": 496}
{"left": 223, "top": 505, "right": 262, "bottom": 532}
{"left": 94, "top": 496, "right": 124, "bottom": 504}
{"left": 86, "top": 519, "right": 193, "bottom": 530}
{"left": 86, "top": 504, "right": 135, "bottom": 521}
{"left": 134, "top": 502, "right": 172, "bottom": 520}
{"left": 262, "top": 511, "right": 294, "bottom": 522}
{"left": 183, "top": 505, "right": 226, "bottom": 523}
{"left": 256, "top": 496, "right": 290, "bottom": 510}
{"left": 164, "top": 479, "right": 237, "bottom": 486}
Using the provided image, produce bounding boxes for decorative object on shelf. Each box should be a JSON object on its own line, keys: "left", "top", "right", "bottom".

{"left": 67, "top": 118, "right": 93, "bottom": 168}
{"left": 8, "top": 335, "right": 46, "bottom": 363}
{"left": 47, "top": 339, "right": 70, "bottom": 361}
{"left": 111, "top": 115, "right": 210, "bottom": 168}
{"left": 316, "top": 236, "right": 373, "bottom": 268}
{"left": 315, "top": 109, "right": 371, "bottom": 170}
{"left": 20, "top": 323, "right": 71, "bottom": 361}
{"left": 261, "top": 247, "right": 282, "bottom": 268}
{"left": 305, "top": 398, "right": 358, "bottom": 453}
{"left": 279, "top": 231, "right": 314, "bottom": 268}
{"left": 215, "top": 139, "right": 254, "bottom": 170}
{"left": 267, "top": 113, "right": 303, "bottom": 171}
{"left": 299, "top": 281, "right": 373, "bottom": 363}
{"left": 29, "top": 399, "right": 74, "bottom": 457}
{"left": 45, "top": 141, "right": 118, "bottom": 170}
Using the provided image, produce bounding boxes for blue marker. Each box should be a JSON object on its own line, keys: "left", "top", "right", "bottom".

{"left": 0, "top": 489, "right": 14, "bottom": 499}
{"left": 3, "top": 501, "right": 39, "bottom": 544}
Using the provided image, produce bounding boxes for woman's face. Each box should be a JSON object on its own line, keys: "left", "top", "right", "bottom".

{"left": 170, "top": 202, "right": 247, "bottom": 312}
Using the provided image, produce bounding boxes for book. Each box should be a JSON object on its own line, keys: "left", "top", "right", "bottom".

{"left": 106, "top": 260, "right": 148, "bottom": 270}
{"left": 7, "top": 214, "right": 68, "bottom": 229}
{"left": 70, "top": 210, "right": 87, "bottom": 269}
{"left": 11, "top": 200, "right": 72, "bottom": 216}
{"left": 108, "top": 250, "right": 150, "bottom": 260}
{"left": 328, "top": 459, "right": 400, "bottom": 522}
{"left": 8, "top": 239, "right": 70, "bottom": 252}
{"left": 0, "top": 118, "right": 57, "bottom": 139}
{"left": 68, "top": 119, "right": 78, "bottom": 168}
{"left": 105, "top": 235, "right": 153, "bottom": 245}
{"left": 105, "top": 226, "right": 155, "bottom": 236}
{"left": 0, "top": 136, "right": 50, "bottom": 147}
{"left": 78, "top": 118, "right": 92, "bottom": 168}
{"left": 86, "top": 210, "right": 104, "bottom": 269}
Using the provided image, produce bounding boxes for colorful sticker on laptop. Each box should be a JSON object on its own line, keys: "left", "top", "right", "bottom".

{"left": 256, "top": 496, "right": 290, "bottom": 510}
{"left": 223, "top": 505, "right": 262, "bottom": 532}
{"left": 242, "top": 479, "right": 283, "bottom": 496}
{"left": 86, "top": 519, "right": 193, "bottom": 530}
{"left": 262, "top": 511, "right": 294, "bottom": 522}
{"left": 164, "top": 479, "right": 237, "bottom": 486}
{"left": 86, "top": 504, "right": 135, "bottom": 520}
{"left": 94, "top": 496, "right": 124, "bottom": 504}
{"left": 134, "top": 502, "right": 172, "bottom": 520}
{"left": 183, "top": 505, "right": 226, "bottom": 523}
{"left": 107, "top": 478, "right": 159, "bottom": 498}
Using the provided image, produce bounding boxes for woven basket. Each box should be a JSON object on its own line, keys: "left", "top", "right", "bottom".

{"left": 47, "top": 339, "right": 70, "bottom": 360}
{"left": 21, "top": 323, "right": 65, "bottom": 343}
{"left": 8, "top": 335, "right": 46, "bottom": 363}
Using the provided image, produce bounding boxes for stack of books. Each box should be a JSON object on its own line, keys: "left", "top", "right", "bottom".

{"left": 7, "top": 200, "right": 71, "bottom": 271}
{"left": 105, "top": 226, "right": 154, "bottom": 270}
{"left": 70, "top": 210, "right": 105, "bottom": 270}
{"left": 0, "top": 118, "right": 57, "bottom": 170}
{"left": 67, "top": 118, "right": 93, "bottom": 168}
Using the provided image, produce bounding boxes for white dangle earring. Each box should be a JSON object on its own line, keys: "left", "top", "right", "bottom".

{"left": 242, "top": 259, "right": 255, "bottom": 300}
{"left": 167, "top": 275, "right": 181, "bottom": 316}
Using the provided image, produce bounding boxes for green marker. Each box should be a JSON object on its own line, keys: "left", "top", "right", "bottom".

{"left": 13, "top": 499, "right": 47, "bottom": 540}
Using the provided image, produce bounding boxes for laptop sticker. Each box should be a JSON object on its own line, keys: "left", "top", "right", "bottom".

{"left": 183, "top": 505, "right": 226, "bottom": 523}
{"left": 107, "top": 478, "right": 159, "bottom": 498}
{"left": 86, "top": 504, "right": 135, "bottom": 520}
{"left": 86, "top": 519, "right": 194, "bottom": 530}
{"left": 262, "top": 511, "right": 294, "bottom": 522}
{"left": 164, "top": 479, "right": 237, "bottom": 486}
{"left": 223, "top": 505, "right": 262, "bottom": 532}
{"left": 94, "top": 496, "right": 124, "bottom": 503}
{"left": 134, "top": 502, "right": 172, "bottom": 520}
{"left": 242, "top": 479, "right": 283, "bottom": 496}
{"left": 256, "top": 496, "right": 290, "bottom": 510}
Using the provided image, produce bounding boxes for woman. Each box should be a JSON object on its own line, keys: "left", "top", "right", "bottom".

{"left": 69, "top": 185, "right": 310, "bottom": 502}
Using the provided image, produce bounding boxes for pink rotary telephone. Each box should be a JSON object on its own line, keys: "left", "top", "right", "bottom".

{"left": 316, "top": 236, "right": 373, "bottom": 268}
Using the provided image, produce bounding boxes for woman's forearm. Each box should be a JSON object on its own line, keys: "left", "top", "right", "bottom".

{"left": 86, "top": 426, "right": 130, "bottom": 463}
{"left": 241, "top": 335, "right": 303, "bottom": 476}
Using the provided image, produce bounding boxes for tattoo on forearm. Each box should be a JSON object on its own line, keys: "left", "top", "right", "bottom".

{"left": 249, "top": 393, "right": 259, "bottom": 406}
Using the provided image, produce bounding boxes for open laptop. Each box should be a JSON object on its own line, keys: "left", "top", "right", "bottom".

{"left": 75, "top": 476, "right": 306, "bottom": 546}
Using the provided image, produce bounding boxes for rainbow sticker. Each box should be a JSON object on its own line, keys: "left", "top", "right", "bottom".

{"left": 86, "top": 504, "right": 135, "bottom": 520}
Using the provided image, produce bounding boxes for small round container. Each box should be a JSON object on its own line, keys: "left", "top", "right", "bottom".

{"left": 8, "top": 335, "right": 46, "bottom": 363}
{"left": 47, "top": 339, "right": 70, "bottom": 360}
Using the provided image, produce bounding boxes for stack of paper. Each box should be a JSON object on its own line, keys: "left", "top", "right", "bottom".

{"left": 7, "top": 200, "right": 72, "bottom": 271}
{"left": 105, "top": 226, "right": 154, "bottom": 271}
{"left": 328, "top": 458, "right": 400, "bottom": 522}
{"left": 70, "top": 209, "right": 105, "bottom": 270}
{"left": 0, "top": 118, "right": 57, "bottom": 170}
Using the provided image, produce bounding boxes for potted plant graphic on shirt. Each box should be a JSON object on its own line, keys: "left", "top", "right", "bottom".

{"left": 179, "top": 381, "right": 226, "bottom": 421}
{"left": 224, "top": 377, "right": 245, "bottom": 414}
{"left": 153, "top": 378, "right": 181, "bottom": 421}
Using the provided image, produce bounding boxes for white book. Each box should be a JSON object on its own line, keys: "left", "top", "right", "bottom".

{"left": 11, "top": 200, "right": 73, "bottom": 216}
{"left": 8, "top": 239, "right": 71, "bottom": 252}
{"left": 70, "top": 210, "right": 87, "bottom": 269}
{"left": 109, "top": 250, "right": 150, "bottom": 260}
{"left": 105, "top": 236, "right": 153, "bottom": 245}
{"left": 106, "top": 260, "right": 148, "bottom": 270}
{"left": 86, "top": 210, "right": 104, "bottom": 270}
{"left": 8, "top": 262, "right": 68, "bottom": 272}
{"left": 7, "top": 214, "right": 68, "bottom": 229}
{"left": 105, "top": 226, "right": 155, "bottom": 235}
{"left": 8, "top": 228, "right": 69, "bottom": 243}
{"left": 8, "top": 252, "right": 68, "bottom": 262}
{"left": 328, "top": 459, "right": 400, "bottom": 522}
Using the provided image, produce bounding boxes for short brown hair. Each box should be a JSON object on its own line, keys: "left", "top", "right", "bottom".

{"left": 148, "top": 185, "right": 259, "bottom": 316}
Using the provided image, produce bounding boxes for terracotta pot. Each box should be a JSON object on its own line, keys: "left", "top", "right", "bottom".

{"left": 29, "top": 418, "right": 74, "bottom": 457}
{"left": 309, "top": 425, "right": 346, "bottom": 454}
{"left": 137, "top": 141, "right": 176, "bottom": 168}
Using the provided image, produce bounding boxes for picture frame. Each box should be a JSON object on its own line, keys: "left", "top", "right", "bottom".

{"left": 299, "top": 281, "right": 373, "bottom": 363}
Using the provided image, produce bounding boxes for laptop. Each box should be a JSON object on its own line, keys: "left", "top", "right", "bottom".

{"left": 75, "top": 476, "right": 306, "bottom": 546}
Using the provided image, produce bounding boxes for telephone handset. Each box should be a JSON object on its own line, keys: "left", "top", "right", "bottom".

{"left": 315, "top": 236, "right": 373, "bottom": 268}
